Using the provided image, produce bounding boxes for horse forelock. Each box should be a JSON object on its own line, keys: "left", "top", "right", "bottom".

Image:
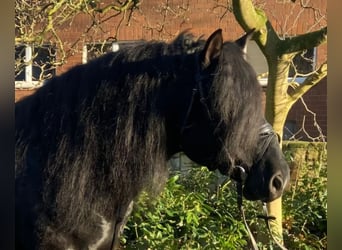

{"left": 209, "top": 41, "right": 264, "bottom": 166}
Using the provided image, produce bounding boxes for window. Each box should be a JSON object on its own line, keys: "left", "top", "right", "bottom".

{"left": 83, "top": 40, "right": 145, "bottom": 63}
{"left": 15, "top": 44, "right": 56, "bottom": 89}
{"left": 84, "top": 42, "right": 115, "bottom": 63}
{"left": 245, "top": 41, "right": 269, "bottom": 86}
{"left": 283, "top": 120, "right": 296, "bottom": 140}
{"left": 246, "top": 40, "right": 317, "bottom": 85}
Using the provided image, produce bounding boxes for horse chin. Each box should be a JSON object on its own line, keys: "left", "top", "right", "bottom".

{"left": 242, "top": 188, "right": 262, "bottom": 201}
{"left": 242, "top": 177, "right": 271, "bottom": 202}
{"left": 242, "top": 185, "right": 282, "bottom": 203}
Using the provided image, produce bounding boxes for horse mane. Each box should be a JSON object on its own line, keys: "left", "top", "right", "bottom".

{"left": 210, "top": 41, "right": 264, "bottom": 166}
{"left": 15, "top": 30, "right": 263, "bottom": 231}
{"left": 15, "top": 31, "right": 204, "bottom": 231}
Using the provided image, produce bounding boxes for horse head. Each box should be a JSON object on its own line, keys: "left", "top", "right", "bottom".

{"left": 175, "top": 29, "right": 290, "bottom": 202}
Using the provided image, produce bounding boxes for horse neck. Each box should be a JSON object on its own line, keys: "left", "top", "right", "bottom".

{"left": 163, "top": 80, "right": 197, "bottom": 159}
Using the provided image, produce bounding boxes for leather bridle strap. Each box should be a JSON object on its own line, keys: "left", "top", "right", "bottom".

{"left": 237, "top": 182, "right": 288, "bottom": 250}
{"left": 254, "top": 123, "right": 276, "bottom": 163}
{"left": 180, "top": 88, "right": 198, "bottom": 135}
{"left": 180, "top": 73, "right": 213, "bottom": 136}
{"left": 259, "top": 203, "right": 288, "bottom": 250}
{"left": 236, "top": 182, "right": 260, "bottom": 250}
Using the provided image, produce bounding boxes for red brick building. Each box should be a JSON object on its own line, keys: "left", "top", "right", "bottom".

{"left": 15, "top": 0, "right": 327, "bottom": 141}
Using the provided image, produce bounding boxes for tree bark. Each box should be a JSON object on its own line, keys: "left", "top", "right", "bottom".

{"left": 265, "top": 54, "right": 295, "bottom": 139}
{"left": 232, "top": 0, "right": 327, "bottom": 246}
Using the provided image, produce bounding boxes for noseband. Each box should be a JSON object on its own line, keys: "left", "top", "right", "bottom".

{"left": 231, "top": 122, "right": 276, "bottom": 183}
{"left": 255, "top": 122, "right": 278, "bottom": 163}
{"left": 232, "top": 123, "right": 288, "bottom": 250}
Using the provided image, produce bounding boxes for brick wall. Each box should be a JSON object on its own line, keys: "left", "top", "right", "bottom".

{"left": 15, "top": 0, "right": 327, "bottom": 74}
{"left": 15, "top": 0, "right": 327, "bottom": 141}
{"left": 286, "top": 77, "right": 327, "bottom": 141}
{"left": 15, "top": 90, "right": 36, "bottom": 102}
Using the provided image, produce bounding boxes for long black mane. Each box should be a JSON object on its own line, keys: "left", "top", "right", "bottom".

{"left": 15, "top": 30, "right": 263, "bottom": 235}
{"left": 16, "top": 33, "right": 205, "bottom": 230}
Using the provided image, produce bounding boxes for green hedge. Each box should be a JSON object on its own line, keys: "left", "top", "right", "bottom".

{"left": 282, "top": 141, "right": 327, "bottom": 167}
{"left": 282, "top": 141, "right": 327, "bottom": 249}
{"left": 121, "top": 142, "right": 327, "bottom": 249}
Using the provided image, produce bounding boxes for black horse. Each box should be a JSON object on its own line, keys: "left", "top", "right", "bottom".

{"left": 15, "top": 29, "right": 290, "bottom": 249}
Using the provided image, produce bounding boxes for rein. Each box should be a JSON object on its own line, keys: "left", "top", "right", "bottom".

{"left": 180, "top": 71, "right": 212, "bottom": 135}
{"left": 232, "top": 123, "right": 288, "bottom": 250}
{"left": 230, "top": 124, "right": 287, "bottom": 250}
{"left": 235, "top": 181, "right": 288, "bottom": 250}
{"left": 180, "top": 53, "right": 215, "bottom": 136}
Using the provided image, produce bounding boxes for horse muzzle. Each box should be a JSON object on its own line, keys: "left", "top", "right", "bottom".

{"left": 242, "top": 170, "right": 288, "bottom": 202}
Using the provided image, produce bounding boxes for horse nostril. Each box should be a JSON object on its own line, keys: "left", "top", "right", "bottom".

{"left": 271, "top": 174, "right": 283, "bottom": 193}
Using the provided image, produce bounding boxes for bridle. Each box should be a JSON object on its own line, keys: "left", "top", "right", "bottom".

{"left": 179, "top": 63, "right": 275, "bottom": 182}
{"left": 180, "top": 63, "right": 288, "bottom": 250}
{"left": 180, "top": 69, "right": 212, "bottom": 136}
{"left": 232, "top": 124, "right": 288, "bottom": 250}
{"left": 108, "top": 58, "right": 288, "bottom": 250}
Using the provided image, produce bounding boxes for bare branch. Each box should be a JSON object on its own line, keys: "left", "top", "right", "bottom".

{"left": 298, "top": 97, "right": 326, "bottom": 142}
{"left": 232, "top": 0, "right": 280, "bottom": 54}
{"left": 280, "top": 26, "right": 327, "bottom": 54}
{"left": 289, "top": 61, "right": 327, "bottom": 102}
{"left": 232, "top": 0, "right": 267, "bottom": 30}
{"left": 95, "top": 0, "right": 140, "bottom": 14}
{"left": 288, "top": 99, "right": 326, "bottom": 142}
{"left": 15, "top": 0, "right": 141, "bottom": 85}
{"left": 211, "top": 0, "right": 232, "bottom": 21}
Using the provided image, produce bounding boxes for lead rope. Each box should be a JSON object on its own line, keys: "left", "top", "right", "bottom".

{"left": 259, "top": 203, "right": 288, "bottom": 250}
{"left": 237, "top": 182, "right": 288, "bottom": 250}
{"left": 236, "top": 182, "right": 260, "bottom": 250}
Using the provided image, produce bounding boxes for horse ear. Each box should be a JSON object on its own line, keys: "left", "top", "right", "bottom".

{"left": 201, "top": 29, "right": 223, "bottom": 68}
{"left": 235, "top": 28, "right": 256, "bottom": 55}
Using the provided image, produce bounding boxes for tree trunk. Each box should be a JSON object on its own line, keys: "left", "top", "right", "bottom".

{"left": 265, "top": 54, "right": 294, "bottom": 139}
{"left": 263, "top": 54, "right": 294, "bottom": 245}
{"left": 232, "top": 0, "right": 327, "bottom": 247}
